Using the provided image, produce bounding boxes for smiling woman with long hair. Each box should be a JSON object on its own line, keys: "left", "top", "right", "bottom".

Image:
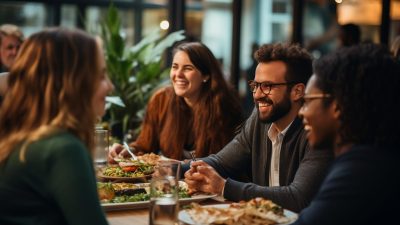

{"left": 109, "top": 42, "right": 243, "bottom": 161}
{"left": 0, "top": 28, "right": 113, "bottom": 225}
{"left": 134, "top": 42, "right": 243, "bottom": 160}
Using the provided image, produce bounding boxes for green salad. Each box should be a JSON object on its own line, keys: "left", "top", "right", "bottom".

{"left": 102, "top": 162, "right": 154, "bottom": 178}
{"left": 98, "top": 182, "right": 190, "bottom": 203}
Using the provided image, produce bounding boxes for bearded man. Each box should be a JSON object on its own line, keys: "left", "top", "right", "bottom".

{"left": 184, "top": 43, "right": 333, "bottom": 213}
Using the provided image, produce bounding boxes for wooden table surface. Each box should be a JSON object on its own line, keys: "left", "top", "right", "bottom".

{"left": 106, "top": 198, "right": 227, "bottom": 225}
{"left": 107, "top": 208, "right": 149, "bottom": 225}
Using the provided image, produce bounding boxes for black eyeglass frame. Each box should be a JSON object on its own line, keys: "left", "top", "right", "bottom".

{"left": 248, "top": 80, "right": 298, "bottom": 95}
{"left": 301, "top": 93, "right": 333, "bottom": 110}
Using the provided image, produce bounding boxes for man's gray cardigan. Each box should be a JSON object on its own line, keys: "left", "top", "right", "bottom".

{"left": 202, "top": 110, "right": 333, "bottom": 213}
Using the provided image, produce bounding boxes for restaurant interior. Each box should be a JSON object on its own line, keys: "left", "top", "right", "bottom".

{"left": 1, "top": 0, "right": 399, "bottom": 91}
{"left": 1, "top": 1, "right": 400, "bottom": 225}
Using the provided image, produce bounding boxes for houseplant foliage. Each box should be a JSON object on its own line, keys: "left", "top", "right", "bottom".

{"left": 101, "top": 4, "right": 185, "bottom": 138}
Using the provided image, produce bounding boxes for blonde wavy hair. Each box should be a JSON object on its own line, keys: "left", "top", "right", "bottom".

{"left": 0, "top": 28, "right": 101, "bottom": 162}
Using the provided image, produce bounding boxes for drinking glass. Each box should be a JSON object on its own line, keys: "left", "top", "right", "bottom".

{"left": 149, "top": 160, "right": 181, "bottom": 225}
{"left": 94, "top": 129, "right": 109, "bottom": 166}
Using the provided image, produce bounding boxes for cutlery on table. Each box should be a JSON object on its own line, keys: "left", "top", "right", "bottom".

{"left": 123, "top": 142, "right": 138, "bottom": 160}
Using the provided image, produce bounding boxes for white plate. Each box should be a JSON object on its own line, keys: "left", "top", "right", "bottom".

{"left": 102, "top": 194, "right": 218, "bottom": 212}
{"left": 178, "top": 204, "right": 298, "bottom": 225}
{"left": 98, "top": 174, "right": 152, "bottom": 183}
{"left": 102, "top": 200, "right": 149, "bottom": 211}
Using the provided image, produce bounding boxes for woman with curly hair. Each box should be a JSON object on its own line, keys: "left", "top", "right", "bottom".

{"left": 297, "top": 43, "right": 400, "bottom": 225}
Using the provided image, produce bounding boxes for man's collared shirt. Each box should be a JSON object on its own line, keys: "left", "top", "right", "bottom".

{"left": 267, "top": 121, "right": 293, "bottom": 186}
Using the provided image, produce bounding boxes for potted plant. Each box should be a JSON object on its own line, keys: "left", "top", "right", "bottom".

{"left": 101, "top": 4, "right": 185, "bottom": 141}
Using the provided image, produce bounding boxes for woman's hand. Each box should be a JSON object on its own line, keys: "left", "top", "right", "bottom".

{"left": 107, "top": 143, "right": 130, "bottom": 164}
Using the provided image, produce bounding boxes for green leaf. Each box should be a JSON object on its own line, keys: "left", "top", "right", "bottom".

{"left": 129, "top": 29, "right": 161, "bottom": 54}
{"left": 146, "top": 30, "right": 186, "bottom": 64}
{"left": 110, "top": 33, "right": 125, "bottom": 57}
{"left": 137, "top": 43, "right": 155, "bottom": 64}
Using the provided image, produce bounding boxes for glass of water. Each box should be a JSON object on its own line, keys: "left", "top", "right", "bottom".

{"left": 149, "top": 160, "right": 181, "bottom": 225}
{"left": 94, "top": 129, "right": 109, "bottom": 167}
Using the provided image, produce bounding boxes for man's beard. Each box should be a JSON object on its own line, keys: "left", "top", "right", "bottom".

{"left": 256, "top": 93, "right": 291, "bottom": 123}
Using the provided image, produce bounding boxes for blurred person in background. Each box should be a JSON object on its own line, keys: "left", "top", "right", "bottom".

{"left": 0, "top": 24, "right": 24, "bottom": 72}
{"left": 295, "top": 43, "right": 400, "bottom": 225}
{"left": 391, "top": 35, "right": 400, "bottom": 62}
{"left": 337, "top": 23, "right": 361, "bottom": 48}
{"left": 184, "top": 43, "right": 333, "bottom": 213}
{"left": 0, "top": 72, "right": 7, "bottom": 105}
{"left": 304, "top": 0, "right": 338, "bottom": 56}
{"left": 242, "top": 42, "right": 259, "bottom": 117}
{"left": 109, "top": 42, "right": 243, "bottom": 161}
{"left": 0, "top": 28, "right": 113, "bottom": 225}
{"left": 0, "top": 24, "right": 24, "bottom": 104}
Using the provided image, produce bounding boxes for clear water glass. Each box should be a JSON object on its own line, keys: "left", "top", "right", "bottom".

{"left": 149, "top": 161, "right": 181, "bottom": 225}
{"left": 94, "top": 129, "right": 109, "bottom": 166}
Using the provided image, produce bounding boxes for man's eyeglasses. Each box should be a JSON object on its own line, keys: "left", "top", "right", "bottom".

{"left": 248, "top": 80, "right": 297, "bottom": 95}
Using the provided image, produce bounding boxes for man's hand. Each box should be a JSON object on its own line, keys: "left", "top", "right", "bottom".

{"left": 184, "top": 160, "right": 226, "bottom": 195}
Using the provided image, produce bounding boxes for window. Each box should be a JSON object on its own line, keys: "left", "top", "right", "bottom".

{"left": 61, "top": 4, "right": 77, "bottom": 28}
{"left": 86, "top": 6, "right": 135, "bottom": 46}
{"left": 0, "top": 2, "right": 46, "bottom": 37}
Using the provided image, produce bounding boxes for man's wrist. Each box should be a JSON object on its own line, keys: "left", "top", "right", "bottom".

{"left": 220, "top": 179, "right": 226, "bottom": 197}
{"left": 213, "top": 179, "right": 227, "bottom": 202}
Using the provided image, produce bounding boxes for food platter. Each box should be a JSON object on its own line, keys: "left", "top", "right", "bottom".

{"left": 178, "top": 202, "right": 298, "bottom": 225}
{"left": 102, "top": 200, "right": 149, "bottom": 211}
{"left": 99, "top": 180, "right": 218, "bottom": 211}
{"left": 97, "top": 153, "right": 168, "bottom": 183}
{"left": 96, "top": 165, "right": 154, "bottom": 183}
{"left": 102, "top": 193, "right": 218, "bottom": 211}
{"left": 97, "top": 173, "right": 152, "bottom": 183}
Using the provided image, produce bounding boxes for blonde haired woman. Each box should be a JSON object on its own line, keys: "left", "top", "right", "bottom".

{"left": 0, "top": 28, "right": 113, "bottom": 225}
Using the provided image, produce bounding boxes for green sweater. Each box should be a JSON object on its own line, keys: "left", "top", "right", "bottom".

{"left": 0, "top": 131, "right": 108, "bottom": 225}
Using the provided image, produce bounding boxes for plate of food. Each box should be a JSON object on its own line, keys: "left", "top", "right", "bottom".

{"left": 136, "top": 153, "right": 161, "bottom": 165}
{"left": 97, "top": 158, "right": 155, "bottom": 183}
{"left": 178, "top": 198, "right": 298, "bottom": 225}
{"left": 98, "top": 181, "right": 217, "bottom": 211}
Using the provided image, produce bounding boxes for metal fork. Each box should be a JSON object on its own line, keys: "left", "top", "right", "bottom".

{"left": 190, "top": 151, "right": 196, "bottom": 161}
{"left": 123, "top": 142, "right": 138, "bottom": 160}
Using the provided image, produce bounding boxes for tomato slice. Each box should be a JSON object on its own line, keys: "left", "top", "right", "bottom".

{"left": 121, "top": 166, "right": 138, "bottom": 172}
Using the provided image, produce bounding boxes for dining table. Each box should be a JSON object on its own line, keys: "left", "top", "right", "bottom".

{"left": 106, "top": 198, "right": 227, "bottom": 225}
{"left": 106, "top": 208, "right": 148, "bottom": 225}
